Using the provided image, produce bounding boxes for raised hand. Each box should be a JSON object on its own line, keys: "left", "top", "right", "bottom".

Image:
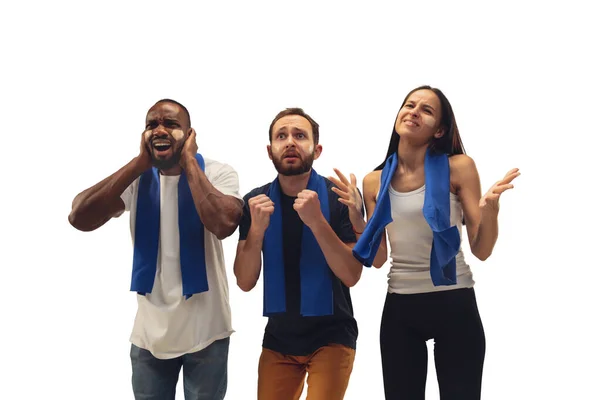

{"left": 180, "top": 128, "right": 199, "bottom": 168}
{"left": 248, "top": 194, "right": 275, "bottom": 234}
{"left": 137, "top": 130, "right": 153, "bottom": 171}
{"left": 328, "top": 168, "right": 366, "bottom": 232}
{"left": 480, "top": 168, "right": 520, "bottom": 214}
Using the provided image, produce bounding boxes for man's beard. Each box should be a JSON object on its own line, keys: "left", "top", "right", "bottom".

{"left": 151, "top": 147, "right": 182, "bottom": 171}
{"left": 272, "top": 152, "right": 314, "bottom": 176}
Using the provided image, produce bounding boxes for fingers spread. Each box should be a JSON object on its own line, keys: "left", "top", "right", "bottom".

{"left": 499, "top": 169, "right": 520, "bottom": 184}
{"left": 333, "top": 168, "right": 350, "bottom": 186}
{"left": 492, "top": 184, "right": 514, "bottom": 194}
{"left": 505, "top": 168, "right": 519, "bottom": 177}
{"left": 487, "top": 193, "right": 500, "bottom": 201}
{"left": 338, "top": 198, "right": 353, "bottom": 207}
{"left": 332, "top": 186, "right": 350, "bottom": 200}
{"left": 328, "top": 177, "right": 346, "bottom": 190}
{"left": 328, "top": 176, "right": 348, "bottom": 192}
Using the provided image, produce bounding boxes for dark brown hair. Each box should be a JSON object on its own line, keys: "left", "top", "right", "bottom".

{"left": 268, "top": 107, "right": 320, "bottom": 144}
{"left": 375, "top": 85, "right": 465, "bottom": 171}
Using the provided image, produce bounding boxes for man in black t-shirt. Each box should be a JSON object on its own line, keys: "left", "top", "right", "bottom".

{"left": 233, "top": 107, "right": 364, "bottom": 400}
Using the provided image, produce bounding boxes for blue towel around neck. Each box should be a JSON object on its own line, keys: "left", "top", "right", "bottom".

{"left": 352, "top": 149, "right": 461, "bottom": 286}
{"left": 131, "top": 153, "right": 208, "bottom": 299}
{"left": 262, "top": 169, "right": 333, "bottom": 317}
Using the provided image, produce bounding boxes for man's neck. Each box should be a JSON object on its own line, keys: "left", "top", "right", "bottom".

{"left": 277, "top": 170, "right": 311, "bottom": 197}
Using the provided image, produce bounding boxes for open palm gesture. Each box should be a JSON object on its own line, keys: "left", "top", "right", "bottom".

{"left": 480, "top": 168, "right": 520, "bottom": 214}
{"left": 329, "top": 168, "right": 365, "bottom": 232}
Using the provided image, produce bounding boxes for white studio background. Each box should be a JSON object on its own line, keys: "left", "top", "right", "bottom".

{"left": 1, "top": 1, "right": 598, "bottom": 399}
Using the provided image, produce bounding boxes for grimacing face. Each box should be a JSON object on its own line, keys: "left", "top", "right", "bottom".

{"left": 144, "top": 102, "right": 190, "bottom": 170}
{"left": 268, "top": 114, "right": 321, "bottom": 176}
{"left": 394, "top": 89, "right": 445, "bottom": 144}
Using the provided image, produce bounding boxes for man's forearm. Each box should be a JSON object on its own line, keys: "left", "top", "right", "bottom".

{"left": 310, "top": 218, "right": 362, "bottom": 287}
{"left": 183, "top": 158, "right": 243, "bottom": 239}
{"left": 233, "top": 228, "right": 264, "bottom": 292}
{"left": 69, "top": 156, "right": 147, "bottom": 231}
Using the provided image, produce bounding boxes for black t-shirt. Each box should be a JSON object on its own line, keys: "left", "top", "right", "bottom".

{"left": 238, "top": 177, "right": 359, "bottom": 356}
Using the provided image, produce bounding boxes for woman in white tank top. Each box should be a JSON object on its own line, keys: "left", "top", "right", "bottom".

{"left": 330, "top": 85, "right": 520, "bottom": 400}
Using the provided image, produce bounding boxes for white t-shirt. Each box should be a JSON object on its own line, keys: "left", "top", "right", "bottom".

{"left": 386, "top": 185, "right": 475, "bottom": 294}
{"left": 120, "top": 158, "right": 242, "bottom": 359}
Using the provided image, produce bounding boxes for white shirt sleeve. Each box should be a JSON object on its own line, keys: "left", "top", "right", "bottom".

{"left": 120, "top": 179, "right": 139, "bottom": 212}
{"left": 205, "top": 159, "right": 244, "bottom": 204}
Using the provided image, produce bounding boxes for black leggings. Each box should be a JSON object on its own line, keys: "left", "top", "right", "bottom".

{"left": 380, "top": 288, "right": 486, "bottom": 400}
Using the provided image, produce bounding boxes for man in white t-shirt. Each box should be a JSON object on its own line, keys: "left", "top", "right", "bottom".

{"left": 69, "top": 99, "right": 243, "bottom": 400}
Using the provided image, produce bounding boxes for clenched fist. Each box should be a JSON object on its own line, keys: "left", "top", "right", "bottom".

{"left": 248, "top": 194, "right": 275, "bottom": 234}
{"left": 293, "top": 190, "right": 325, "bottom": 229}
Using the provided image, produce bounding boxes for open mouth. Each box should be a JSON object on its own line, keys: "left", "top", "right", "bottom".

{"left": 283, "top": 152, "right": 300, "bottom": 160}
{"left": 152, "top": 140, "right": 172, "bottom": 153}
{"left": 404, "top": 120, "right": 419, "bottom": 127}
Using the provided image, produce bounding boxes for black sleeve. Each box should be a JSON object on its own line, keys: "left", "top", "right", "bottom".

{"left": 337, "top": 200, "right": 357, "bottom": 244}
{"left": 238, "top": 184, "right": 271, "bottom": 241}
{"left": 238, "top": 191, "right": 253, "bottom": 241}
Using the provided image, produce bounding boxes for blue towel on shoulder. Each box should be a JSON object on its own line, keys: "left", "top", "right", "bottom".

{"left": 262, "top": 169, "right": 333, "bottom": 316}
{"left": 131, "top": 153, "right": 208, "bottom": 298}
{"left": 353, "top": 149, "right": 460, "bottom": 286}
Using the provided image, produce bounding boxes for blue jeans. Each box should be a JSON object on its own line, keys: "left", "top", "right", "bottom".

{"left": 130, "top": 337, "right": 229, "bottom": 400}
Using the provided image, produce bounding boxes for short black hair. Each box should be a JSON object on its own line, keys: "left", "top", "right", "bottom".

{"left": 153, "top": 98, "right": 191, "bottom": 127}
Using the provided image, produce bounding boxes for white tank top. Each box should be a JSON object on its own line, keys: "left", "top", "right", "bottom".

{"left": 385, "top": 184, "right": 475, "bottom": 294}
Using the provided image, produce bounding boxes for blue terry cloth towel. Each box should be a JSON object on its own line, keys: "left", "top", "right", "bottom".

{"left": 131, "top": 153, "right": 208, "bottom": 298}
{"left": 352, "top": 149, "right": 460, "bottom": 286}
{"left": 263, "top": 169, "right": 334, "bottom": 316}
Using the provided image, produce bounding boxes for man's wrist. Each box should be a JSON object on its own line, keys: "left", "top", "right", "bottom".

{"left": 181, "top": 154, "right": 198, "bottom": 170}
{"left": 308, "top": 214, "right": 329, "bottom": 233}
